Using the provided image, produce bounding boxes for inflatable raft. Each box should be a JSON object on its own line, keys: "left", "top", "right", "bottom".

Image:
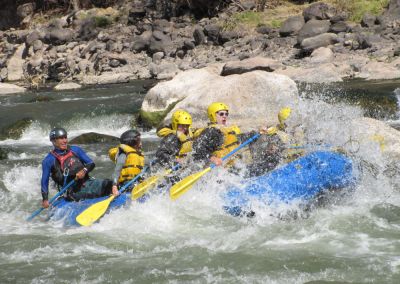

{"left": 222, "top": 151, "right": 354, "bottom": 216}
{"left": 48, "top": 151, "right": 354, "bottom": 225}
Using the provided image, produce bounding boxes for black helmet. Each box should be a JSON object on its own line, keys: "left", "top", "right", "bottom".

{"left": 120, "top": 129, "right": 140, "bottom": 147}
{"left": 49, "top": 127, "right": 67, "bottom": 141}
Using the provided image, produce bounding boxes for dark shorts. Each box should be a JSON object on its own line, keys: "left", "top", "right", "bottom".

{"left": 68, "top": 178, "right": 113, "bottom": 201}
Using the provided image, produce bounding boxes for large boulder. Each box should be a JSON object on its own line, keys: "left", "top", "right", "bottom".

{"left": 297, "top": 20, "right": 331, "bottom": 44}
{"left": 303, "top": 2, "right": 336, "bottom": 22}
{"left": 0, "top": 83, "right": 26, "bottom": 94}
{"left": 7, "top": 45, "right": 25, "bottom": 81}
{"left": 279, "top": 15, "right": 305, "bottom": 37}
{"left": 140, "top": 64, "right": 299, "bottom": 130}
{"left": 300, "top": 33, "right": 338, "bottom": 53}
{"left": 221, "top": 57, "right": 282, "bottom": 76}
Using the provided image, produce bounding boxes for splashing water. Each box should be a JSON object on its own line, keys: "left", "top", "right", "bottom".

{"left": 0, "top": 82, "right": 400, "bottom": 283}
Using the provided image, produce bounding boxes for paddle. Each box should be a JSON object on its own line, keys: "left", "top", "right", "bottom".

{"left": 76, "top": 165, "right": 150, "bottom": 227}
{"left": 26, "top": 179, "right": 75, "bottom": 221}
{"left": 131, "top": 163, "right": 181, "bottom": 200}
{"left": 170, "top": 133, "right": 261, "bottom": 200}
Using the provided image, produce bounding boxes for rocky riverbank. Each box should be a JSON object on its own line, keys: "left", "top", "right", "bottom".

{"left": 1, "top": 1, "right": 400, "bottom": 94}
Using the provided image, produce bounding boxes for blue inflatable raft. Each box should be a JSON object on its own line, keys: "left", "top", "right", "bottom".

{"left": 222, "top": 151, "right": 354, "bottom": 216}
{"left": 48, "top": 151, "right": 353, "bottom": 225}
{"left": 49, "top": 194, "right": 130, "bottom": 226}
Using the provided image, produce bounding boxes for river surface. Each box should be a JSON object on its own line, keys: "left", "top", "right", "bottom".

{"left": 1, "top": 80, "right": 400, "bottom": 283}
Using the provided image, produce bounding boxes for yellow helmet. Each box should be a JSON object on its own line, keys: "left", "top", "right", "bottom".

{"left": 278, "top": 107, "right": 291, "bottom": 124}
{"left": 207, "top": 102, "right": 229, "bottom": 123}
{"left": 172, "top": 110, "right": 192, "bottom": 130}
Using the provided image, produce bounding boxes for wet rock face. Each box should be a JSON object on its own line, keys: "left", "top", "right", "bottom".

{"left": 0, "top": 118, "right": 32, "bottom": 140}
{"left": 69, "top": 132, "right": 119, "bottom": 144}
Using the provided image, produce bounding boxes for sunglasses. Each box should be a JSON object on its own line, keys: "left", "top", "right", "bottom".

{"left": 217, "top": 111, "right": 229, "bottom": 117}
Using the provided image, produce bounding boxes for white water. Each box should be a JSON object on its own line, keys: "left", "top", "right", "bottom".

{"left": 1, "top": 84, "right": 400, "bottom": 283}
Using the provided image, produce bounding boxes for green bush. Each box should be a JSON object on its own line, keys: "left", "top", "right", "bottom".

{"left": 94, "top": 16, "right": 112, "bottom": 28}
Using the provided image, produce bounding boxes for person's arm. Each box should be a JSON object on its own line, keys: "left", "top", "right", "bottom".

{"left": 154, "top": 134, "right": 181, "bottom": 167}
{"left": 237, "top": 130, "right": 258, "bottom": 144}
{"left": 40, "top": 155, "right": 53, "bottom": 208}
{"left": 111, "top": 151, "right": 127, "bottom": 196}
{"left": 192, "top": 127, "right": 224, "bottom": 163}
{"left": 71, "top": 146, "right": 95, "bottom": 179}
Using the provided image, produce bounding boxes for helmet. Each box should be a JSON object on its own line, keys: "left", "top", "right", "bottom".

{"left": 207, "top": 102, "right": 229, "bottom": 123}
{"left": 278, "top": 107, "right": 291, "bottom": 124}
{"left": 172, "top": 110, "right": 192, "bottom": 131}
{"left": 120, "top": 129, "right": 141, "bottom": 147}
{"left": 49, "top": 127, "right": 67, "bottom": 141}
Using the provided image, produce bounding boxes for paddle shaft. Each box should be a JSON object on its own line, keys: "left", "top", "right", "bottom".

{"left": 211, "top": 133, "right": 261, "bottom": 168}
{"left": 26, "top": 179, "right": 75, "bottom": 221}
{"left": 170, "top": 133, "right": 261, "bottom": 200}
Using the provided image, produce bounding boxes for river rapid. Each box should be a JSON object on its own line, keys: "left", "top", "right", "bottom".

{"left": 1, "top": 80, "right": 400, "bottom": 283}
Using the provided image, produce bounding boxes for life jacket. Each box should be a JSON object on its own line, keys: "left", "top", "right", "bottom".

{"left": 109, "top": 144, "right": 145, "bottom": 183}
{"left": 209, "top": 124, "right": 241, "bottom": 158}
{"left": 50, "top": 148, "right": 85, "bottom": 186}
{"left": 157, "top": 127, "right": 193, "bottom": 159}
{"left": 265, "top": 125, "right": 304, "bottom": 162}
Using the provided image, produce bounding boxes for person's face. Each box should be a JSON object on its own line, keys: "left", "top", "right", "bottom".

{"left": 177, "top": 124, "right": 189, "bottom": 135}
{"left": 216, "top": 110, "right": 229, "bottom": 126}
{"left": 53, "top": 136, "right": 68, "bottom": 150}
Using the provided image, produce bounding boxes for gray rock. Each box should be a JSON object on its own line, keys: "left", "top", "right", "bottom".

{"left": 7, "top": 45, "right": 25, "bottom": 81}
{"left": 17, "top": 2, "right": 35, "bottom": 18}
{"left": 54, "top": 82, "right": 82, "bottom": 90}
{"left": 256, "top": 24, "right": 272, "bottom": 35}
{"left": 219, "top": 31, "right": 239, "bottom": 43}
{"left": 149, "top": 62, "right": 180, "bottom": 80}
{"left": 32, "top": 39, "right": 43, "bottom": 52}
{"left": 300, "top": 33, "right": 339, "bottom": 53}
{"left": 303, "top": 2, "right": 336, "bottom": 22}
{"left": 0, "top": 83, "right": 26, "bottom": 94}
{"left": 297, "top": 20, "right": 331, "bottom": 44}
{"left": 69, "top": 132, "right": 119, "bottom": 144}
{"left": 44, "top": 27, "right": 74, "bottom": 45}
{"left": 279, "top": 15, "right": 305, "bottom": 37}
{"left": 221, "top": 57, "right": 281, "bottom": 76}
{"left": 0, "top": 68, "right": 7, "bottom": 81}
{"left": 6, "top": 30, "right": 29, "bottom": 44}
{"left": 204, "top": 24, "right": 221, "bottom": 43}
{"left": 152, "top": 52, "right": 164, "bottom": 63}
{"left": 131, "top": 37, "right": 150, "bottom": 53}
{"left": 141, "top": 66, "right": 298, "bottom": 130}
{"left": 1, "top": 118, "right": 32, "bottom": 140}
{"left": 183, "top": 40, "right": 195, "bottom": 50}
{"left": 109, "top": 59, "right": 120, "bottom": 68}
{"left": 384, "top": 0, "right": 400, "bottom": 20}
{"left": 330, "top": 21, "right": 349, "bottom": 33}
{"left": 309, "top": 47, "right": 334, "bottom": 63}
{"left": 361, "top": 14, "right": 377, "bottom": 28}
{"left": 193, "top": 26, "right": 206, "bottom": 45}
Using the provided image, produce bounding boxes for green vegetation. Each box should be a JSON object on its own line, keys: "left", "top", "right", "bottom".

{"left": 328, "top": 0, "right": 390, "bottom": 22}
{"left": 94, "top": 15, "right": 113, "bottom": 27}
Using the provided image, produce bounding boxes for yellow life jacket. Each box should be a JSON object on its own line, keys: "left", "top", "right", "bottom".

{"left": 108, "top": 144, "right": 145, "bottom": 183}
{"left": 157, "top": 127, "right": 193, "bottom": 159}
{"left": 210, "top": 124, "right": 241, "bottom": 158}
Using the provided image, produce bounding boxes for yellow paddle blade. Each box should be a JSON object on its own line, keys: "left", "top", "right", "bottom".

{"left": 132, "top": 169, "right": 173, "bottom": 200}
{"left": 132, "top": 175, "right": 159, "bottom": 200}
{"left": 170, "top": 167, "right": 211, "bottom": 200}
{"left": 76, "top": 195, "right": 116, "bottom": 227}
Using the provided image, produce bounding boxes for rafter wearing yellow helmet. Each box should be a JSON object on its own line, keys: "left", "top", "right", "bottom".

{"left": 193, "top": 102, "right": 245, "bottom": 167}
{"left": 155, "top": 109, "right": 194, "bottom": 167}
